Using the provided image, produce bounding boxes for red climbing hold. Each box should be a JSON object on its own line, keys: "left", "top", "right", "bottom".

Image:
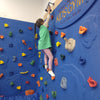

{"left": 51, "top": 15, "right": 54, "bottom": 20}
{"left": 22, "top": 40, "right": 26, "bottom": 45}
{"left": 28, "top": 27, "right": 33, "bottom": 30}
{"left": 0, "top": 35, "right": 4, "bottom": 39}
{"left": 54, "top": 58, "right": 58, "bottom": 66}
{"left": 0, "top": 48, "right": 3, "bottom": 51}
{"left": 0, "top": 73, "right": 4, "bottom": 79}
{"left": 46, "top": 94, "right": 49, "bottom": 99}
{"left": 25, "top": 81, "right": 30, "bottom": 84}
{"left": 87, "top": 76, "right": 97, "bottom": 87}
{"left": 55, "top": 31, "right": 58, "bottom": 35}
{"left": 28, "top": 47, "right": 32, "bottom": 50}
{"left": 0, "top": 95, "right": 4, "bottom": 97}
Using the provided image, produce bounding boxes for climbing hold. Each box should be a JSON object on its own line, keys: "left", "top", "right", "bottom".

{"left": 31, "top": 74, "right": 35, "bottom": 78}
{"left": 87, "top": 76, "right": 97, "bottom": 87}
{"left": 35, "top": 33, "right": 38, "bottom": 39}
{"left": 18, "top": 63, "right": 23, "bottom": 67}
{"left": 4, "top": 23, "right": 9, "bottom": 27}
{"left": 47, "top": 68, "right": 49, "bottom": 72}
{"left": 28, "top": 27, "right": 33, "bottom": 30}
{"left": 60, "top": 77, "right": 67, "bottom": 89}
{"left": 13, "top": 56, "right": 17, "bottom": 62}
{"left": 38, "top": 52, "right": 41, "bottom": 55}
{"left": 80, "top": 57, "right": 86, "bottom": 65}
{"left": 54, "top": 58, "right": 58, "bottom": 66}
{"left": 22, "top": 53, "right": 26, "bottom": 56}
{"left": 52, "top": 91, "right": 57, "bottom": 98}
{"left": 44, "top": 81, "right": 47, "bottom": 86}
{"left": 0, "top": 35, "right": 4, "bottom": 39}
{"left": 79, "top": 26, "right": 87, "bottom": 34}
{"left": 49, "top": 31, "right": 53, "bottom": 35}
{"left": 46, "top": 94, "right": 49, "bottom": 99}
{"left": 0, "top": 48, "right": 3, "bottom": 51}
{"left": 9, "top": 32, "right": 13, "bottom": 37}
{"left": 10, "top": 82, "right": 14, "bottom": 86}
{"left": 0, "top": 60, "right": 4, "bottom": 64}
{"left": 20, "top": 71, "right": 29, "bottom": 74}
{"left": 40, "top": 77, "right": 43, "bottom": 81}
{"left": 16, "top": 86, "right": 21, "bottom": 90}
{"left": 19, "top": 29, "right": 23, "bottom": 33}
{"left": 36, "top": 80, "right": 40, "bottom": 87}
{"left": 51, "top": 76, "right": 55, "bottom": 80}
{"left": 25, "top": 81, "right": 30, "bottom": 84}
{"left": 39, "top": 95, "right": 43, "bottom": 100}
{"left": 60, "top": 54, "right": 65, "bottom": 60}
{"left": 0, "top": 95, "right": 4, "bottom": 97}
{"left": 28, "top": 47, "right": 32, "bottom": 50}
{"left": 64, "top": 37, "right": 76, "bottom": 52}
{"left": 61, "top": 32, "right": 66, "bottom": 38}
{"left": 0, "top": 73, "right": 4, "bottom": 79}
{"left": 9, "top": 43, "right": 13, "bottom": 48}
{"left": 51, "top": 15, "right": 54, "bottom": 20}
{"left": 38, "top": 55, "right": 41, "bottom": 58}
{"left": 30, "top": 60, "right": 35, "bottom": 66}
{"left": 56, "top": 41, "right": 61, "bottom": 47}
{"left": 9, "top": 72, "right": 14, "bottom": 76}
{"left": 22, "top": 40, "right": 27, "bottom": 45}
{"left": 25, "top": 90, "right": 35, "bottom": 95}
{"left": 55, "top": 31, "right": 58, "bottom": 35}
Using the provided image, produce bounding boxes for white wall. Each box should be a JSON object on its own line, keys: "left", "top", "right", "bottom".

{"left": 0, "top": 0, "right": 55, "bottom": 23}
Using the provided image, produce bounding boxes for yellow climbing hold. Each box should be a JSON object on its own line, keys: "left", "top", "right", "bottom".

{"left": 40, "top": 77, "right": 43, "bottom": 81}
{"left": 56, "top": 42, "right": 61, "bottom": 47}
{"left": 16, "top": 86, "right": 21, "bottom": 90}
{"left": 38, "top": 52, "right": 41, "bottom": 55}
{"left": 35, "top": 33, "right": 38, "bottom": 39}
{"left": 4, "top": 23, "right": 9, "bottom": 28}
{"left": 22, "top": 53, "right": 26, "bottom": 56}
{"left": 38, "top": 55, "right": 41, "bottom": 58}
{"left": 20, "top": 71, "right": 29, "bottom": 74}
{"left": 0, "top": 60, "right": 4, "bottom": 64}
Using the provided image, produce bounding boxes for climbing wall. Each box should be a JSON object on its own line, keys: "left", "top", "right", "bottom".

{"left": 0, "top": 17, "right": 39, "bottom": 97}
{"left": 37, "top": 0, "right": 100, "bottom": 100}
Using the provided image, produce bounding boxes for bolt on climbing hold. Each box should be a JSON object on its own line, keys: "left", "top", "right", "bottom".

{"left": 61, "top": 32, "right": 66, "bottom": 38}
{"left": 56, "top": 41, "right": 61, "bottom": 47}
{"left": 36, "top": 80, "right": 40, "bottom": 87}
{"left": 40, "top": 77, "right": 43, "bottom": 81}
{"left": 21, "top": 53, "right": 26, "bottom": 57}
{"left": 52, "top": 91, "right": 57, "bottom": 98}
{"left": 60, "top": 54, "right": 65, "bottom": 60}
{"left": 18, "top": 63, "right": 23, "bottom": 67}
{"left": 25, "top": 90, "right": 35, "bottom": 95}
{"left": 22, "top": 40, "right": 26, "bottom": 45}
{"left": 0, "top": 48, "right": 3, "bottom": 52}
{"left": 0, "top": 60, "right": 4, "bottom": 64}
{"left": 64, "top": 37, "right": 76, "bottom": 52}
{"left": 39, "top": 95, "right": 43, "bottom": 100}
{"left": 46, "top": 94, "right": 49, "bottom": 99}
{"left": 55, "top": 31, "right": 58, "bottom": 35}
{"left": 38, "top": 52, "right": 41, "bottom": 58}
{"left": 51, "top": 76, "right": 55, "bottom": 80}
{"left": 0, "top": 35, "right": 4, "bottom": 39}
{"left": 35, "top": 33, "right": 38, "bottom": 39}
{"left": 51, "top": 15, "right": 54, "bottom": 20}
{"left": 28, "top": 47, "right": 32, "bottom": 50}
{"left": 28, "top": 27, "right": 33, "bottom": 30}
{"left": 87, "top": 76, "right": 97, "bottom": 87}
{"left": 54, "top": 58, "right": 58, "bottom": 66}
{"left": 9, "top": 32, "right": 13, "bottom": 37}
{"left": 19, "top": 29, "right": 23, "bottom": 33}
{"left": 13, "top": 56, "right": 17, "bottom": 62}
{"left": 0, "top": 73, "right": 4, "bottom": 79}
{"left": 31, "top": 74, "right": 35, "bottom": 78}
{"left": 80, "top": 57, "right": 86, "bottom": 65}
{"left": 44, "top": 81, "right": 47, "bottom": 86}
{"left": 20, "top": 71, "right": 29, "bottom": 74}
{"left": 25, "top": 81, "right": 30, "bottom": 84}
{"left": 16, "top": 86, "right": 21, "bottom": 90}
{"left": 79, "top": 26, "right": 87, "bottom": 34}
{"left": 60, "top": 77, "right": 67, "bottom": 89}
{"left": 30, "top": 60, "right": 35, "bottom": 66}
{"left": 49, "top": 30, "right": 53, "bottom": 35}
{"left": 4, "top": 23, "right": 9, "bottom": 28}
{"left": 10, "top": 82, "right": 14, "bottom": 86}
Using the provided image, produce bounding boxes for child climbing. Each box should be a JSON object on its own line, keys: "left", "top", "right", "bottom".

{"left": 34, "top": 6, "right": 55, "bottom": 79}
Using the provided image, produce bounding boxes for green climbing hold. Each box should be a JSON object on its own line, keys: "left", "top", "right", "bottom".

{"left": 9, "top": 32, "right": 13, "bottom": 37}
{"left": 10, "top": 82, "right": 14, "bottom": 86}
{"left": 60, "top": 54, "right": 65, "bottom": 60}
{"left": 19, "top": 29, "right": 23, "bottom": 33}
{"left": 30, "top": 60, "right": 35, "bottom": 66}
{"left": 39, "top": 95, "right": 43, "bottom": 100}
{"left": 44, "top": 81, "right": 47, "bottom": 86}
{"left": 52, "top": 91, "right": 57, "bottom": 98}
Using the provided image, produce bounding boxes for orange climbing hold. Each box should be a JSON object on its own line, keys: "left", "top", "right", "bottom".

{"left": 22, "top": 40, "right": 26, "bottom": 45}
{"left": 0, "top": 95, "right": 4, "bottom": 97}
{"left": 79, "top": 26, "right": 87, "bottom": 34}
{"left": 47, "top": 68, "right": 49, "bottom": 72}
{"left": 0, "top": 73, "right": 4, "bottom": 79}
{"left": 54, "top": 58, "right": 58, "bottom": 66}
{"left": 87, "top": 76, "right": 97, "bottom": 87}
{"left": 31, "top": 74, "right": 35, "bottom": 78}
{"left": 18, "top": 63, "right": 23, "bottom": 67}
{"left": 36, "top": 80, "right": 40, "bottom": 87}
{"left": 0, "top": 35, "right": 4, "bottom": 39}
{"left": 61, "top": 32, "right": 65, "bottom": 38}
{"left": 28, "top": 47, "right": 32, "bottom": 50}
{"left": 51, "top": 76, "right": 55, "bottom": 80}
{"left": 25, "top": 90, "right": 35, "bottom": 95}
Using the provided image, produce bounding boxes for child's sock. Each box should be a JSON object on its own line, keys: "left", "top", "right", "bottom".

{"left": 45, "top": 64, "right": 48, "bottom": 69}
{"left": 48, "top": 70, "right": 55, "bottom": 77}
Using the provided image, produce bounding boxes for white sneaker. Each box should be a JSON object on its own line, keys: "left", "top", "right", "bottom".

{"left": 45, "top": 65, "right": 48, "bottom": 69}
{"left": 48, "top": 70, "right": 55, "bottom": 77}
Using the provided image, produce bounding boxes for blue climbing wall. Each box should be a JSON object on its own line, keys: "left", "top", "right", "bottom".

{"left": 37, "top": 0, "right": 100, "bottom": 100}
{"left": 0, "top": 17, "right": 39, "bottom": 97}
